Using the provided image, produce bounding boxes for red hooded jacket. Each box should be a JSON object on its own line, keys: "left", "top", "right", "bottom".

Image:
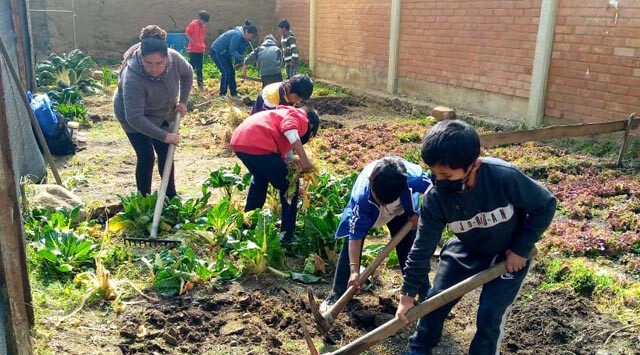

{"left": 231, "top": 107, "right": 309, "bottom": 161}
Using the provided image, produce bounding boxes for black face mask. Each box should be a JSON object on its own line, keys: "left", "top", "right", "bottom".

{"left": 433, "top": 168, "right": 473, "bottom": 193}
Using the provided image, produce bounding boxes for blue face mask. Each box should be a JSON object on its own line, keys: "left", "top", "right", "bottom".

{"left": 432, "top": 168, "right": 473, "bottom": 193}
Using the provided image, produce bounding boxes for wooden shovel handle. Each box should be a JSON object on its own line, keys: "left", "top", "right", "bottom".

{"left": 325, "top": 222, "right": 413, "bottom": 320}
{"left": 328, "top": 248, "right": 538, "bottom": 355}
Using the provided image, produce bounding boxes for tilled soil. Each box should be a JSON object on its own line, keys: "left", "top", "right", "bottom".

{"left": 41, "top": 90, "right": 640, "bottom": 355}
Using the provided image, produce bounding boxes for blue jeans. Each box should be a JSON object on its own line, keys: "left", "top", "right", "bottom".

{"left": 210, "top": 50, "right": 236, "bottom": 96}
{"left": 408, "top": 238, "right": 530, "bottom": 355}
{"left": 235, "top": 152, "right": 298, "bottom": 235}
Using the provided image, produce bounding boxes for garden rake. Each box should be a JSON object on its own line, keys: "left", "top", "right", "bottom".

{"left": 301, "top": 248, "right": 539, "bottom": 355}
{"left": 307, "top": 222, "right": 413, "bottom": 334}
{"left": 124, "top": 112, "right": 182, "bottom": 247}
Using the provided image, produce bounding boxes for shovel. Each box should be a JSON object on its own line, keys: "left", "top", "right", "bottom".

{"left": 302, "top": 248, "right": 538, "bottom": 355}
{"left": 308, "top": 222, "right": 413, "bottom": 334}
{"left": 124, "top": 112, "right": 182, "bottom": 247}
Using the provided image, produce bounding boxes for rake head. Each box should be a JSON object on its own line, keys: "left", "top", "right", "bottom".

{"left": 124, "top": 237, "right": 182, "bottom": 247}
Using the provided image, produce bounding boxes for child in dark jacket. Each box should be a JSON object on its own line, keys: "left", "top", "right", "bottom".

{"left": 320, "top": 157, "right": 432, "bottom": 312}
{"left": 242, "top": 34, "right": 284, "bottom": 87}
{"left": 251, "top": 74, "right": 313, "bottom": 114}
{"left": 231, "top": 106, "right": 320, "bottom": 244}
{"left": 396, "top": 120, "right": 556, "bottom": 355}
{"left": 278, "top": 19, "right": 298, "bottom": 79}
{"left": 210, "top": 20, "right": 258, "bottom": 97}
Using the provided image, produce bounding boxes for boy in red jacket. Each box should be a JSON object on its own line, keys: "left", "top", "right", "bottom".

{"left": 185, "top": 11, "right": 209, "bottom": 88}
{"left": 231, "top": 106, "right": 320, "bottom": 244}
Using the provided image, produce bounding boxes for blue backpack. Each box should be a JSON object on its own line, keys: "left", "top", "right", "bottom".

{"left": 28, "top": 92, "right": 76, "bottom": 156}
{"left": 28, "top": 92, "right": 58, "bottom": 138}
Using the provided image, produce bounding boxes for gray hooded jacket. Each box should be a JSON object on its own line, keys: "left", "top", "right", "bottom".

{"left": 113, "top": 47, "right": 193, "bottom": 141}
{"left": 244, "top": 37, "right": 283, "bottom": 77}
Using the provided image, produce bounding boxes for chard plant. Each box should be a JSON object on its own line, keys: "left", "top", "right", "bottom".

{"left": 35, "top": 228, "right": 97, "bottom": 274}
{"left": 23, "top": 205, "right": 82, "bottom": 239}
{"left": 205, "top": 164, "right": 250, "bottom": 201}
{"left": 163, "top": 185, "right": 212, "bottom": 226}
{"left": 56, "top": 102, "right": 88, "bottom": 124}
{"left": 109, "top": 193, "right": 167, "bottom": 236}
{"left": 293, "top": 172, "right": 356, "bottom": 262}
{"left": 36, "top": 49, "right": 102, "bottom": 96}
{"left": 227, "top": 209, "right": 285, "bottom": 276}
{"left": 194, "top": 198, "right": 243, "bottom": 243}
{"left": 145, "top": 246, "right": 214, "bottom": 297}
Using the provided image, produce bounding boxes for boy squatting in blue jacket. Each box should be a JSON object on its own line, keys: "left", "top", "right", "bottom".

{"left": 320, "top": 157, "right": 432, "bottom": 312}
{"left": 396, "top": 120, "right": 556, "bottom": 355}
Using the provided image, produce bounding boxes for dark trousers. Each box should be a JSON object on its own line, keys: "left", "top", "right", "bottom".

{"left": 261, "top": 73, "right": 283, "bottom": 88}
{"left": 210, "top": 50, "right": 237, "bottom": 96}
{"left": 331, "top": 213, "right": 421, "bottom": 297}
{"left": 285, "top": 62, "right": 296, "bottom": 79}
{"left": 409, "top": 238, "right": 530, "bottom": 355}
{"left": 189, "top": 52, "right": 204, "bottom": 86}
{"left": 251, "top": 94, "right": 265, "bottom": 115}
{"left": 125, "top": 132, "right": 176, "bottom": 198}
{"left": 235, "top": 152, "right": 298, "bottom": 235}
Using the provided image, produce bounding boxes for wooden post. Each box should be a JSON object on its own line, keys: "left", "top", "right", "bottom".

{"left": 526, "top": 0, "right": 558, "bottom": 128}
{"left": 9, "top": 0, "right": 29, "bottom": 88}
{"left": 616, "top": 113, "right": 637, "bottom": 168}
{"left": 479, "top": 118, "right": 640, "bottom": 148}
{"left": 0, "top": 60, "right": 34, "bottom": 355}
{"left": 25, "top": 0, "right": 38, "bottom": 90}
{"left": 387, "top": 0, "right": 402, "bottom": 94}
{"left": 309, "top": 0, "right": 318, "bottom": 74}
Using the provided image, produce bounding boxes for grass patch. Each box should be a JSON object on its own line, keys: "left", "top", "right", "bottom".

{"left": 539, "top": 257, "right": 640, "bottom": 320}
{"left": 551, "top": 135, "right": 640, "bottom": 160}
{"left": 314, "top": 82, "right": 347, "bottom": 97}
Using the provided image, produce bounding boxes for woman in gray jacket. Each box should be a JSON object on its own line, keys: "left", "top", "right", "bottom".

{"left": 113, "top": 25, "right": 193, "bottom": 198}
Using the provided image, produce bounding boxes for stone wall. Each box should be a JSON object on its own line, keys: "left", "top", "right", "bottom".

{"left": 30, "top": 0, "right": 278, "bottom": 61}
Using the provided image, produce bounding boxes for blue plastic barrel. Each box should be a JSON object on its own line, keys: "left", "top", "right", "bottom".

{"left": 166, "top": 31, "right": 188, "bottom": 52}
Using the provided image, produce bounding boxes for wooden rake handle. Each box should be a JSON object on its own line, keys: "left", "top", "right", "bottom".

{"left": 149, "top": 111, "right": 181, "bottom": 239}
{"left": 327, "top": 248, "right": 539, "bottom": 355}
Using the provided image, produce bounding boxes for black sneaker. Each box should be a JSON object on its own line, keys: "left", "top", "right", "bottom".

{"left": 319, "top": 293, "right": 340, "bottom": 314}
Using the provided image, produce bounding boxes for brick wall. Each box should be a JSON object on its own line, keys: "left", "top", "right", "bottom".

{"left": 316, "top": 0, "right": 391, "bottom": 75}
{"left": 546, "top": 0, "right": 640, "bottom": 123}
{"left": 274, "top": 0, "right": 309, "bottom": 61}
{"left": 283, "top": 0, "right": 640, "bottom": 125}
{"left": 399, "top": 0, "right": 540, "bottom": 99}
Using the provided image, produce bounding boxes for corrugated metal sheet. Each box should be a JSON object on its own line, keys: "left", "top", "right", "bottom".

{"left": 0, "top": 0, "right": 46, "bottom": 187}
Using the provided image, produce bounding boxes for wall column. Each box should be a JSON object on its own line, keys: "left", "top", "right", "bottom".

{"left": 387, "top": 0, "right": 401, "bottom": 94}
{"left": 527, "top": 0, "right": 558, "bottom": 127}
{"left": 309, "top": 0, "right": 318, "bottom": 73}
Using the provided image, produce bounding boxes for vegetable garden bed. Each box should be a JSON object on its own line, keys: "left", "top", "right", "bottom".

{"left": 28, "top": 69, "right": 640, "bottom": 354}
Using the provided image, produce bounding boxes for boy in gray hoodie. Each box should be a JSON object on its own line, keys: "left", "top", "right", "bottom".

{"left": 242, "top": 34, "right": 284, "bottom": 87}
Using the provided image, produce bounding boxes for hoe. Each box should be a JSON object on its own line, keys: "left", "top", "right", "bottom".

{"left": 302, "top": 248, "right": 538, "bottom": 355}
{"left": 308, "top": 222, "right": 413, "bottom": 334}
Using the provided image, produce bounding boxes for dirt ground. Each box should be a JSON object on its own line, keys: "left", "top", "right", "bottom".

{"left": 41, "top": 84, "right": 640, "bottom": 355}
{"left": 40, "top": 257, "right": 638, "bottom": 355}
